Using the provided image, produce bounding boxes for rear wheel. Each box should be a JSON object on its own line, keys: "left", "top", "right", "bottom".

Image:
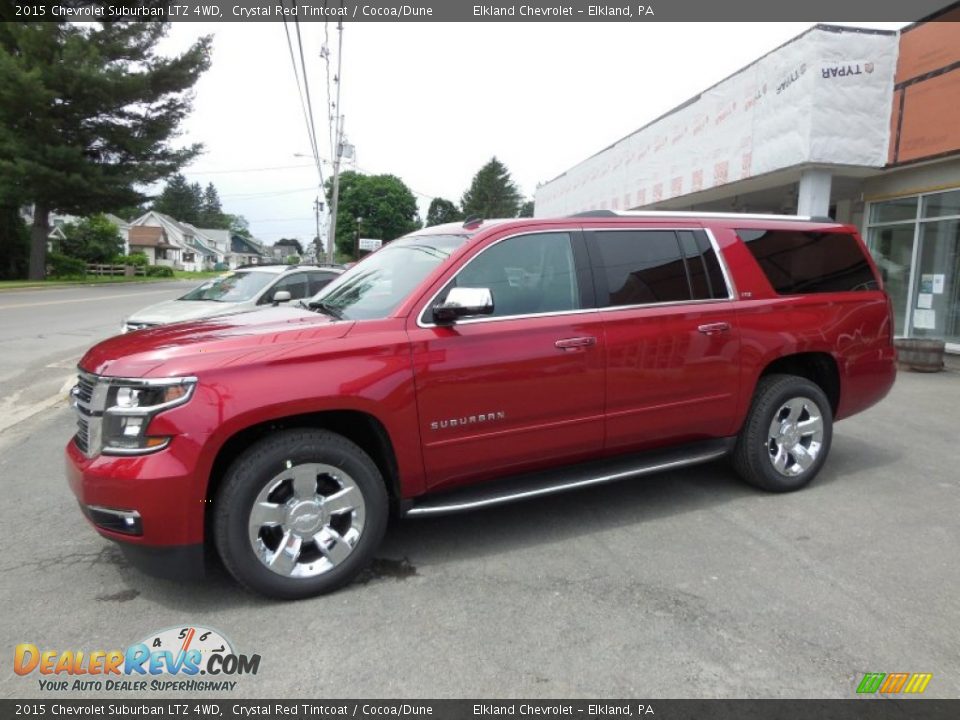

{"left": 214, "top": 429, "right": 388, "bottom": 599}
{"left": 733, "top": 374, "right": 833, "bottom": 492}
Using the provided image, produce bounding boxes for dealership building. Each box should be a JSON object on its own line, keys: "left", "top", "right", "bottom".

{"left": 535, "top": 11, "right": 960, "bottom": 351}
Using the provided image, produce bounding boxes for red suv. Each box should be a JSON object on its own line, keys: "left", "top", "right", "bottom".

{"left": 66, "top": 212, "right": 896, "bottom": 599}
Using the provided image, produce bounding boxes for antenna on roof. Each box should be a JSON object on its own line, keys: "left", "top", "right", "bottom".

{"left": 462, "top": 216, "right": 483, "bottom": 229}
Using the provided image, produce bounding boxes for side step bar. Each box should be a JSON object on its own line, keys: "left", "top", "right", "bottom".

{"left": 404, "top": 437, "right": 735, "bottom": 518}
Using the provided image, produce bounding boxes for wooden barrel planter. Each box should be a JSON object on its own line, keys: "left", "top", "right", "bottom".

{"left": 894, "top": 338, "right": 946, "bottom": 372}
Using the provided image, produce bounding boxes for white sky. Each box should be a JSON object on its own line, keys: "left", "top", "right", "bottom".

{"left": 159, "top": 21, "right": 907, "bottom": 245}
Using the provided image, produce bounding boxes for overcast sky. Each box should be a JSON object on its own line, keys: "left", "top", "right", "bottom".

{"left": 158, "top": 21, "right": 907, "bottom": 246}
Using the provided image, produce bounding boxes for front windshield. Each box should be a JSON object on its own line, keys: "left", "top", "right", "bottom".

{"left": 179, "top": 271, "right": 275, "bottom": 303}
{"left": 308, "top": 234, "right": 468, "bottom": 320}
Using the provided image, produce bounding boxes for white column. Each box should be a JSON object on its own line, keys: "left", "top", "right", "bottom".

{"left": 797, "top": 169, "right": 833, "bottom": 217}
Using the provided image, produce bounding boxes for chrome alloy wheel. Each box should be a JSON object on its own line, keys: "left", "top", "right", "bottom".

{"left": 766, "top": 397, "right": 825, "bottom": 477}
{"left": 248, "top": 463, "right": 366, "bottom": 578}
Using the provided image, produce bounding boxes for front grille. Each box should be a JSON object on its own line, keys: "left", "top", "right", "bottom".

{"left": 75, "top": 416, "right": 90, "bottom": 454}
{"left": 75, "top": 373, "right": 95, "bottom": 404}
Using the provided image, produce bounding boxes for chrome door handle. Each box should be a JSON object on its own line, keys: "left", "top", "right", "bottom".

{"left": 555, "top": 336, "right": 597, "bottom": 350}
{"left": 697, "top": 322, "right": 731, "bottom": 335}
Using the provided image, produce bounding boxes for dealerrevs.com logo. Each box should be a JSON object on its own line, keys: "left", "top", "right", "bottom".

{"left": 14, "top": 626, "right": 260, "bottom": 692}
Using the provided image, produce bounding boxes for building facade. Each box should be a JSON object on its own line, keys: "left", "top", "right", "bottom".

{"left": 535, "top": 12, "right": 960, "bottom": 351}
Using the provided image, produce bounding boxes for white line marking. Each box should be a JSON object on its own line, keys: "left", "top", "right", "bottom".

{"left": 0, "top": 288, "right": 179, "bottom": 311}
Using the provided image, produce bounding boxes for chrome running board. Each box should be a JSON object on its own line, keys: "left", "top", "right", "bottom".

{"left": 404, "top": 437, "right": 735, "bottom": 518}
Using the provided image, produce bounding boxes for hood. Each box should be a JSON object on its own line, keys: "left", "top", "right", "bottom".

{"left": 126, "top": 298, "right": 244, "bottom": 324}
{"left": 81, "top": 305, "right": 355, "bottom": 378}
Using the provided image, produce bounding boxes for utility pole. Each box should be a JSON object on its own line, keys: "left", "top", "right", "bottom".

{"left": 326, "top": 20, "right": 345, "bottom": 265}
{"left": 313, "top": 197, "right": 323, "bottom": 262}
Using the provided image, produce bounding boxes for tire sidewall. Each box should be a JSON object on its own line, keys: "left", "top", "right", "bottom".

{"left": 215, "top": 429, "right": 388, "bottom": 600}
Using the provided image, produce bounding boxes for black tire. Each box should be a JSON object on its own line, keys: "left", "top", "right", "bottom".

{"left": 732, "top": 374, "right": 833, "bottom": 493}
{"left": 213, "top": 428, "right": 388, "bottom": 600}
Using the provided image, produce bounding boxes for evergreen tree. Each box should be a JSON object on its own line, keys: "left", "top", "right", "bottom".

{"left": 200, "top": 182, "right": 225, "bottom": 228}
{"left": 518, "top": 200, "right": 535, "bottom": 218}
{"left": 0, "top": 22, "right": 212, "bottom": 278}
{"left": 153, "top": 174, "right": 203, "bottom": 225}
{"left": 425, "top": 198, "right": 462, "bottom": 227}
{"left": 460, "top": 157, "right": 522, "bottom": 220}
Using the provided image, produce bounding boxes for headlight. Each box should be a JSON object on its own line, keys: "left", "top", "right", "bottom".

{"left": 101, "top": 377, "right": 197, "bottom": 454}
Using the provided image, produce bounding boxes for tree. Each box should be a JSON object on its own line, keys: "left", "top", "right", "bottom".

{"left": 0, "top": 22, "right": 212, "bottom": 279}
{"left": 60, "top": 214, "right": 124, "bottom": 263}
{"left": 460, "top": 157, "right": 522, "bottom": 220}
{"left": 0, "top": 202, "right": 29, "bottom": 280}
{"left": 425, "top": 198, "right": 462, "bottom": 227}
{"left": 326, "top": 171, "right": 421, "bottom": 259}
{"left": 518, "top": 200, "right": 535, "bottom": 218}
{"left": 199, "top": 183, "right": 225, "bottom": 228}
{"left": 153, "top": 174, "right": 203, "bottom": 225}
{"left": 225, "top": 214, "right": 252, "bottom": 239}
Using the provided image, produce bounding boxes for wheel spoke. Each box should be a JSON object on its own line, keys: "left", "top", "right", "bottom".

{"left": 772, "top": 445, "right": 789, "bottom": 472}
{"left": 785, "top": 399, "right": 805, "bottom": 423}
{"left": 314, "top": 527, "right": 351, "bottom": 566}
{"left": 249, "top": 501, "right": 286, "bottom": 531}
{"left": 323, "top": 486, "right": 360, "bottom": 515}
{"left": 290, "top": 465, "right": 317, "bottom": 500}
{"left": 793, "top": 445, "right": 814, "bottom": 470}
{"left": 267, "top": 531, "right": 302, "bottom": 575}
{"left": 798, "top": 415, "right": 823, "bottom": 436}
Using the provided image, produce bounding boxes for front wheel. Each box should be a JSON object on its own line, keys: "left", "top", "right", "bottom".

{"left": 214, "top": 429, "right": 388, "bottom": 599}
{"left": 732, "top": 374, "right": 833, "bottom": 493}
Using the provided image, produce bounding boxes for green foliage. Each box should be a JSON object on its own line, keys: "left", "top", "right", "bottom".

{"left": 284, "top": 255, "right": 302, "bottom": 265}
{"left": 0, "top": 22, "right": 213, "bottom": 278}
{"left": 225, "top": 213, "right": 252, "bottom": 238}
{"left": 275, "top": 238, "right": 305, "bottom": 255}
{"left": 326, "top": 171, "right": 421, "bottom": 259}
{"left": 153, "top": 174, "right": 203, "bottom": 225}
{"left": 145, "top": 265, "right": 174, "bottom": 277}
{"left": 112, "top": 252, "right": 149, "bottom": 267}
{"left": 461, "top": 157, "right": 522, "bottom": 220}
{"left": 47, "top": 252, "right": 86, "bottom": 278}
{"left": 426, "top": 198, "right": 462, "bottom": 227}
{"left": 0, "top": 202, "right": 29, "bottom": 280}
{"left": 199, "top": 183, "right": 225, "bottom": 227}
{"left": 60, "top": 214, "right": 124, "bottom": 263}
{"left": 518, "top": 200, "right": 535, "bottom": 218}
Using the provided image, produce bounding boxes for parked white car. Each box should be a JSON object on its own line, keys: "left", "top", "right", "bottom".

{"left": 122, "top": 265, "right": 343, "bottom": 332}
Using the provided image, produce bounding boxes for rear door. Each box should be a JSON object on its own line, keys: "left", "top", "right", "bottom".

{"left": 585, "top": 226, "right": 741, "bottom": 452}
{"left": 407, "top": 228, "right": 606, "bottom": 492}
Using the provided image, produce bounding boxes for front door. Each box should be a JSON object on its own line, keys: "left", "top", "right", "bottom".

{"left": 408, "top": 229, "right": 606, "bottom": 492}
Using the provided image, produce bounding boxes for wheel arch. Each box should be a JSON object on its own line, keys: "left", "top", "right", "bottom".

{"left": 204, "top": 410, "right": 401, "bottom": 542}
{"left": 756, "top": 351, "right": 840, "bottom": 416}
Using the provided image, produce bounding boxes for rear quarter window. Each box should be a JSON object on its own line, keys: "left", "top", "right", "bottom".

{"left": 737, "top": 229, "right": 879, "bottom": 295}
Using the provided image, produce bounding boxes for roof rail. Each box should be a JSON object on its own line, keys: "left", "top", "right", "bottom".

{"left": 462, "top": 216, "right": 483, "bottom": 229}
{"left": 567, "top": 209, "right": 836, "bottom": 222}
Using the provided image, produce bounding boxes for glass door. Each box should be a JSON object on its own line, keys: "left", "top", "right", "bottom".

{"left": 911, "top": 218, "right": 960, "bottom": 344}
{"left": 868, "top": 224, "right": 916, "bottom": 336}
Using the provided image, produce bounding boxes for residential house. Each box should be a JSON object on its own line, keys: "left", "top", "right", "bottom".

{"left": 230, "top": 235, "right": 267, "bottom": 268}
{"left": 127, "top": 225, "right": 179, "bottom": 265}
{"left": 128, "top": 211, "right": 225, "bottom": 271}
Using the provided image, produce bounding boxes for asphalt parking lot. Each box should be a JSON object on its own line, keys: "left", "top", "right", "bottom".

{"left": 1, "top": 357, "right": 957, "bottom": 699}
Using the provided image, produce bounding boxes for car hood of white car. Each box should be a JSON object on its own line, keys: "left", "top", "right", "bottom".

{"left": 127, "top": 299, "right": 247, "bottom": 325}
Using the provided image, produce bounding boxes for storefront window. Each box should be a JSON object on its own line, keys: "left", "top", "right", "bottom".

{"left": 867, "top": 188, "right": 960, "bottom": 347}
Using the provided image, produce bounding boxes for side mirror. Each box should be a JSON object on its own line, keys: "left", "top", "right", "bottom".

{"left": 433, "top": 287, "right": 494, "bottom": 324}
{"left": 272, "top": 290, "right": 292, "bottom": 305}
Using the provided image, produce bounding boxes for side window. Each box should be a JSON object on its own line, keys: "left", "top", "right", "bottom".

{"left": 433, "top": 232, "right": 581, "bottom": 319}
{"left": 738, "top": 229, "right": 878, "bottom": 294}
{"left": 307, "top": 271, "right": 338, "bottom": 295}
{"left": 678, "top": 230, "right": 729, "bottom": 300}
{"left": 592, "top": 230, "right": 690, "bottom": 306}
{"left": 264, "top": 273, "right": 308, "bottom": 302}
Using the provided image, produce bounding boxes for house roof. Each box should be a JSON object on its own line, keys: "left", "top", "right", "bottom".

{"left": 231, "top": 234, "right": 265, "bottom": 255}
{"left": 129, "top": 225, "right": 175, "bottom": 248}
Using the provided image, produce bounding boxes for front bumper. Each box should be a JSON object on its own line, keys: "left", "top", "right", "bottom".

{"left": 65, "top": 439, "right": 208, "bottom": 577}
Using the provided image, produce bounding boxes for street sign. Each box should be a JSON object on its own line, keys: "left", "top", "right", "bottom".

{"left": 358, "top": 238, "right": 382, "bottom": 251}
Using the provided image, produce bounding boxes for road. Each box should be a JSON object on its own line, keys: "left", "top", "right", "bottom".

{"left": 0, "top": 293, "right": 957, "bottom": 701}
{"left": 0, "top": 282, "right": 198, "bottom": 433}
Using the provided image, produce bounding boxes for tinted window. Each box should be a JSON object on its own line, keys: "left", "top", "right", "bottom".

{"left": 678, "top": 231, "right": 728, "bottom": 300}
{"left": 307, "top": 271, "right": 339, "bottom": 295}
{"left": 436, "top": 232, "right": 581, "bottom": 319}
{"left": 265, "top": 273, "right": 309, "bottom": 302}
{"left": 592, "top": 230, "right": 689, "bottom": 306}
{"left": 738, "top": 229, "right": 878, "bottom": 294}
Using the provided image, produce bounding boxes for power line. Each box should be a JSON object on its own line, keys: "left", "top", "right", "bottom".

{"left": 182, "top": 163, "right": 316, "bottom": 175}
{"left": 293, "top": 14, "right": 325, "bottom": 189}
{"left": 219, "top": 186, "right": 317, "bottom": 199}
{"left": 280, "top": 2, "right": 324, "bottom": 188}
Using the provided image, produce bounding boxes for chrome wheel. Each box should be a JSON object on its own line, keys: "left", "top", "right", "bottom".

{"left": 248, "top": 462, "right": 366, "bottom": 578}
{"left": 766, "top": 397, "right": 824, "bottom": 477}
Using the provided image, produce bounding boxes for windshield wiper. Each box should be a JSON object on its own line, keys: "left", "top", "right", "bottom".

{"left": 308, "top": 300, "right": 344, "bottom": 320}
